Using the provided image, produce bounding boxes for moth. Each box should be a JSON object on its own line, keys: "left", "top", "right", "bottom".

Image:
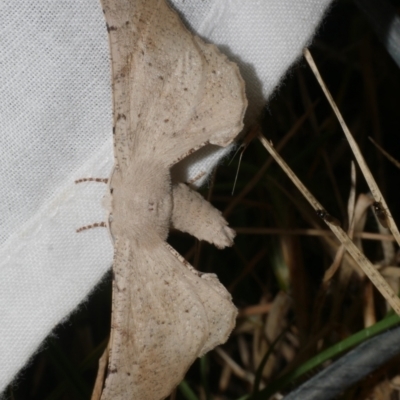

{"left": 96, "top": 0, "right": 247, "bottom": 399}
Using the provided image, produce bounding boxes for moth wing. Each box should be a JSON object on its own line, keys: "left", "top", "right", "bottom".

{"left": 101, "top": 0, "right": 247, "bottom": 168}
{"left": 101, "top": 237, "right": 237, "bottom": 400}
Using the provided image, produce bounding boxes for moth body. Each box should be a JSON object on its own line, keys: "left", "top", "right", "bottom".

{"left": 110, "top": 160, "right": 172, "bottom": 245}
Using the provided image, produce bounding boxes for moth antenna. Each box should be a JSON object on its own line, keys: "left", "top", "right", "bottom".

{"left": 75, "top": 178, "right": 109, "bottom": 184}
{"left": 231, "top": 149, "right": 244, "bottom": 196}
{"left": 230, "top": 126, "right": 259, "bottom": 194}
{"left": 227, "top": 143, "right": 244, "bottom": 166}
{"left": 76, "top": 222, "right": 107, "bottom": 233}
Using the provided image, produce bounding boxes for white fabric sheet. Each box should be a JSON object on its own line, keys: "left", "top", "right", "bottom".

{"left": 0, "top": 0, "right": 332, "bottom": 391}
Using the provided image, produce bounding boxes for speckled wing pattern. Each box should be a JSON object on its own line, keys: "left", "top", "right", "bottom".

{"left": 101, "top": 0, "right": 246, "bottom": 169}
{"left": 101, "top": 237, "right": 237, "bottom": 400}
{"left": 98, "top": 0, "right": 247, "bottom": 399}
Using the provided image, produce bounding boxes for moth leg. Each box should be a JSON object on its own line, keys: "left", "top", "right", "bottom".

{"left": 75, "top": 177, "right": 111, "bottom": 231}
{"left": 75, "top": 178, "right": 108, "bottom": 184}
{"left": 76, "top": 222, "right": 107, "bottom": 233}
{"left": 171, "top": 183, "right": 235, "bottom": 249}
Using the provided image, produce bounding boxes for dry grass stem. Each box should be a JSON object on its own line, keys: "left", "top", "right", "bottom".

{"left": 214, "top": 348, "right": 255, "bottom": 384}
{"left": 91, "top": 342, "right": 109, "bottom": 400}
{"left": 369, "top": 137, "right": 400, "bottom": 169}
{"left": 238, "top": 303, "right": 272, "bottom": 317}
{"left": 234, "top": 227, "right": 395, "bottom": 241}
{"left": 257, "top": 133, "right": 400, "bottom": 315}
{"left": 323, "top": 162, "right": 357, "bottom": 282}
{"left": 304, "top": 48, "right": 400, "bottom": 246}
